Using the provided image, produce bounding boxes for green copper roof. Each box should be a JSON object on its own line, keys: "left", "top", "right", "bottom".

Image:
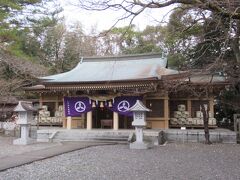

{"left": 40, "top": 54, "right": 179, "bottom": 83}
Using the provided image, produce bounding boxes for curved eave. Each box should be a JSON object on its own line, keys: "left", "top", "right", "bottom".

{"left": 24, "top": 80, "right": 159, "bottom": 92}
{"left": 41, "top": 77, "right": 159, "bottom": 85}
{"left": 47, "top": 83, "right": 155, "bottom": 91}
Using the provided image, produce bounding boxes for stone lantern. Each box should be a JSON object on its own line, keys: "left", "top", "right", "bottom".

{"left": 13, "top": 101, "right": 36, "bottom": 145}
{"left": 129, "top": 100, "right": 151, "bottom": 149}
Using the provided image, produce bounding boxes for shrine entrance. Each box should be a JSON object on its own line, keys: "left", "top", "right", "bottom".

{"left": 119, "top": 115, "right": 133, "bottom": 129}
{"left": 92, "top": 107, "right": 113, "bottom": 129}
{"left": 63, "top": 96, "right": 142, "bottom": 130}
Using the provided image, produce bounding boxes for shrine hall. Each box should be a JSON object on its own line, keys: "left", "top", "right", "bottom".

{"left": 25, "top": 53, "right": 227, "bottom": 130}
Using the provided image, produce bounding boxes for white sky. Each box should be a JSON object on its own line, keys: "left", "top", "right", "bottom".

{"left": 59, "top": 0, "right": 174, "bottom": 33}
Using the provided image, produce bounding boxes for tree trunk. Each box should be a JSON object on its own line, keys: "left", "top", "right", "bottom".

{"left": 200, "top": 103, "right": 212, "bottom": 144}
{"left": 232, "top": 20, "right": 240, "bottom": 63}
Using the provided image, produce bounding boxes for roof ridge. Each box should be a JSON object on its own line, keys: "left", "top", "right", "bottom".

{"left": 79, "top": 53, "right": 164, "bottom": 62}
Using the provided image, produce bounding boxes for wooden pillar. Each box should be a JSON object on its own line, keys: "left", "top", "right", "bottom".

{"left": 55, "top": 95, "right": 59, "bottom": 113}
{"left": 63, "top": 118, "right": 67, "bottom": 128}
{"left": 209, "top": 97, "right": 214, "bottom": 117}
{"left": 66, "top": 116, "right": 72, "bottom": 129}
{"left": 113, "top": 112, "right": 119, "bottom": 130}
{"left": 124, "top": 116, "right": 128, "bottom": 129}
{"left": 39, "top": 93, "right": 43, "bottom": 107}
{"left": 187, "top": 99, "right": 192, "bottom": 117}
{"left": 234, "top": 114, "right": 238, "bottom": 132}
{"left": 87, "top": 111, "right": 92, "bottom": 130}
{"left": 38, "top": 93, "right": 43, "bottom": 129}
{"left": 81, "top": 114, "right": 85, "bottom": 128}
{"left": 62, "top": 95, "right": 66, "bottom": 128}
{"left": 164, "top": 97, "right": 169, "bottom": 129}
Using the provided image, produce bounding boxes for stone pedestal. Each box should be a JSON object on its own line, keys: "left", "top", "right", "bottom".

{"left": 130, "top": 126, "right": 150, "bottom": 149}
{"left": 13, "top": 124, "right": 34, "bottom": 145}
{"left": 130, "top": 141, "right": 150, "bottom": 149}
{"left": 129, "top": 100, "right": 151, "bottom": 150}
{"left": 13, "top": 101, "right": 36, "bottom": 145}
{"left": 135, "top": 127, "right": 143, "bottom": 142}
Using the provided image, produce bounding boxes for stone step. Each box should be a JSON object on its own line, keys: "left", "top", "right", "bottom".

{"left": 37, "top": 130, "right": 131, "bottom": 142}
{"left": 55, "top": 134, "right": 128, "bottom": 140}
{"left": 37, "top": 129, "right": 237, "bottom": 144}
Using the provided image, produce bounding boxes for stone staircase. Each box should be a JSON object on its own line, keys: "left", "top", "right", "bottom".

{"left": 37, "top": 128, "right": 237, "bottom": 144}
{"left": 37, "top": 129, "right": 133, "bottom": 142}
{"left": 37, "top": 129, "right": 164, "bottom": 144}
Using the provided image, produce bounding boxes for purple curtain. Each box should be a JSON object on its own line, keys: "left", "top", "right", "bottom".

{"left": 109, "top": 96, "right": 142, "bottom": 117}
{"left": 64, "top": 97, "right": 92, "bottom": 117}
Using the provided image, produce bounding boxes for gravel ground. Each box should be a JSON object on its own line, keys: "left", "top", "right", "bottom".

{"left": 0, "top": 136, "right": 60, "bottom": 158}
{"left": 0, "top": 143, "right": 239, "bottom": 180}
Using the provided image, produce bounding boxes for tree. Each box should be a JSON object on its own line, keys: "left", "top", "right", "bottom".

{"left": 77, "top": 0, "right": 240, "bottom": 62}
{"left": 40, "top": 23, "right": 66, "bottom": 72}
{"left": 63, "top": 23, "right": 98, "bottom": 70}
{"left": 0, "top": 0, "right": 61, "bottom": 58}
{"left": 76, "top": 0, "right": 240, "bottom": 144}
{"left": 77, "top": 1, "right": 240, "bottom": 19}
{"left": 35, "top": 21, "right": 100, "bottom": 73}
{"left": 63, "top": 24, "right": 85, "bottom": 70}
{"left": 0, "top": 0, "right": 62, "bottom": 115}
{"left": 98, "top": 25, "right": 164, "bottom": 55}
{"left": 0, "top": 50, "right": 47, "bottom": 98}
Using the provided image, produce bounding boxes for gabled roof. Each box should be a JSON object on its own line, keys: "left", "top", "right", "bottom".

{"left": 162, "top": 70, "right": 228, "bottom": 84}
{"left": 40, "top": 54, "right": 179, "bottom": 84}
{"left": 14, "top": 101, "right": 36, "bottom": 112}
{"left": 130, "top": 100, "right": 151, "bottom": 112}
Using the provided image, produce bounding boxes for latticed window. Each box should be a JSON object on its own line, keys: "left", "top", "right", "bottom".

{"left": 146, "top": 99, "right": 164, "bottom": 117}
{"left": 135, "top": 112, "right": 143, "bottom": 119}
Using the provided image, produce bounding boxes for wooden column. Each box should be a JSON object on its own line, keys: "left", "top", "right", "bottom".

{"left": 87, "top": 111, "right": 92, "bottom": 130}
{"left": 81, "top": 114, "right": 85, "bottom": 128}
{"left": 39, "top": 93, "right": 43, "bottom": 107}
{"left": 55, "top": 95, "right": 59, "bottom": 113}
{"left": 37, "top": 93, "right": 44, "bottom": 130}
{"left": 113, "top": 112, "right": 119, "bottom": 130}
{"left": 66, "top": 116, "right": 72, "bottom": 129}
{"left": 209, "top": 97, "right": 214, "bottom": 117}
{"left": 62, "top": 94, "right": 66, "bottom": 128}
{"left": 124, "top": 116, "right": 128, "bottom": 129}
{"left": 164, "top": 97, "right": 169, "bottom": 129}
{"left": 63, "top": 118, "right": 67, "bottom": 128}
{"left": 187, "top": 99, "right": 192, "bottom": 117}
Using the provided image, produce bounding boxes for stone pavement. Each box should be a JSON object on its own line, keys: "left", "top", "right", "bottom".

{"left": 0, "top": 141, "right": 116, "bottom": 172}
{"left": 1, "top": 143, "right": 239, "bottom": 180}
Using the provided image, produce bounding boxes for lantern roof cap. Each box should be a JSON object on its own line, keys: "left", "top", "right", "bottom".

{"left": 129, "top": 100, "right": 151, "bottom": 112}
{"left": 14, "top": 101, "right": 36, "bottom": 112}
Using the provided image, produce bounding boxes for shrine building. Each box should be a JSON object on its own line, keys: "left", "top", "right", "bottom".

{"left": 25, "top": 54, "right": 227, "bottom": 130}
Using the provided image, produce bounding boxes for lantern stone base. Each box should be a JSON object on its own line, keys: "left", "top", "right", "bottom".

{"left": 13, "top": 137, "right": 34, "bottom": 145}
{"left": 130, "top": 141, "right": 150, "bottom": 150}
{"left": 13, "top": 124, "right": 35, "bottom": 145}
